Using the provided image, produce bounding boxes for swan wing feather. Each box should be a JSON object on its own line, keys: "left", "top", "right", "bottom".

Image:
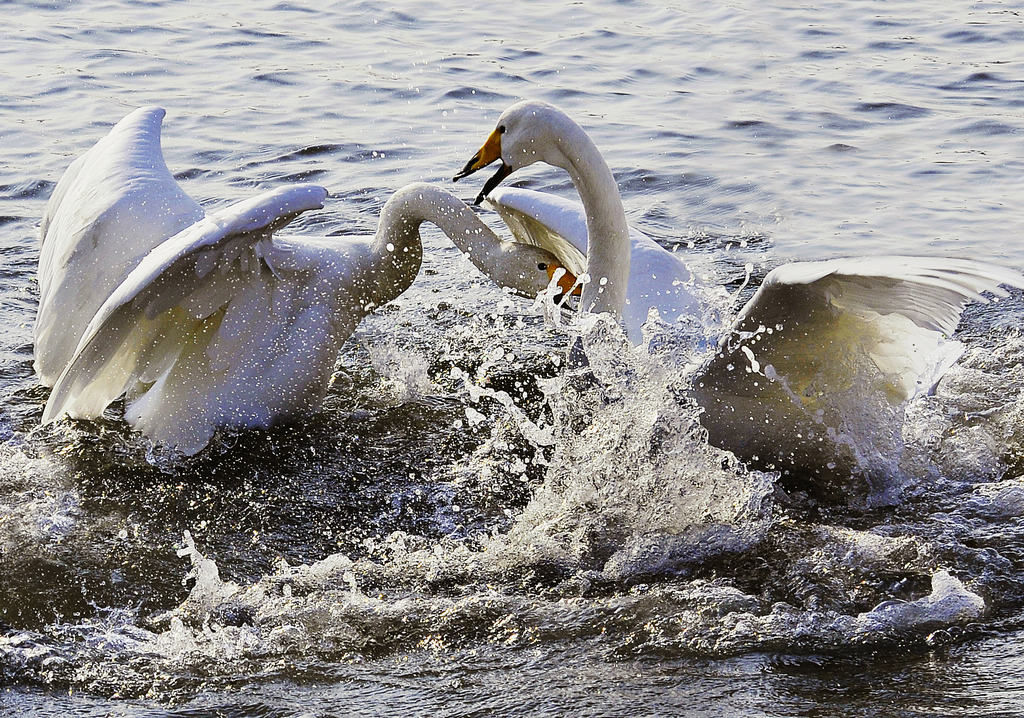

{"left": 487, "top": 187, "right": 702, "bottom": 342}
{"left": 746, "top": 256, "right": 1021, "bottom": 335}
{"left": 484, "top": 187, "right": 590, "bottom": 276}
{"left": 35, "top": 107, "right": 205, "bottom": 384}
{"left": 695, "top": 256, "right": 1022, "bottom": 476}
{"left": 42, "top": 184, "right": 329, "bottom": 430}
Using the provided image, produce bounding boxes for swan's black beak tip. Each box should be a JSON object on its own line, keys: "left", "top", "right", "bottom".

{"left": 476, "top": 162, "right": 514, "bottom": 204}
{"left": 453, "top": 154, "right": 480, "bottom": 183}
{"left": 473, "top": 191, "right": 486, "bottom": 206}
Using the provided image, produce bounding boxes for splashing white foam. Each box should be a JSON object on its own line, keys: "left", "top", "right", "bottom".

{"left": 364, "top": 341, "right": 438, "bottom": 403}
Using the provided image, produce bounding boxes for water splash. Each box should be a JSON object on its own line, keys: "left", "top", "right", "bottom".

{"left": 3, "top": 286, "right": 1024, "bottom": 701}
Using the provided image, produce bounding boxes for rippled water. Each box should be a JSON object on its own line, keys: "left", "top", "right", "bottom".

{"left": 3, "top": 1, "right": 1024, "bottom": 715}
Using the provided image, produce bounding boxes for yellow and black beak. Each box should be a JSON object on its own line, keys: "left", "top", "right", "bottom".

{"left": 453, "top": 127, "right": 513, "bottom": 205}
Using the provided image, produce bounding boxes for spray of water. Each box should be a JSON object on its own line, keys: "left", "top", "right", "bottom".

{"left": 2, "top": 291, "right": 1022, "bottom": 698}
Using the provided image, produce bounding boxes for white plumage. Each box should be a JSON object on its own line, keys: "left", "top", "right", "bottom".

{"left": 694, "top": 256, "right": 1022, "bottom": 476}
{"left": 38, "top": 109, "right": 558, "bottom": 454}
{"left": 36, "top": 107, "right": 204, "bottom": 385}
{"left": 456, "top": 100, "right": 1024, "bottom": 478}
{"left": 42, "top": 184, "right": 341, "bottom": 453}
{"left": 485, "top": 187, "right": 702, "bottom": 343}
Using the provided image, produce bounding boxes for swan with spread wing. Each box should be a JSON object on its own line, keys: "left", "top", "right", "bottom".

{"left": 37, "top": 107, "right": 557, "bottom": 454}
{"left": 453, "top": 100, "right": 1024, "bottom": 477}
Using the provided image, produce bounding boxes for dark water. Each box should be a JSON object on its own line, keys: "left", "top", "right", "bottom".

{"left": 3, "top": 1, "right": 1024, "bottom": 715}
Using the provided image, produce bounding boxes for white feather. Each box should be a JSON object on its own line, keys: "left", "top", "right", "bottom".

{"left": 486, "top": 187, "right": 702, "bottom": 342}
{"left": 35, "top": 107, "right": 204, "bottom": 385}
{"left": 42, "top": 184, "right": 332, "bottom": 453}
{"left": 694, "top": 256, "right": 1024, "bottom": 475}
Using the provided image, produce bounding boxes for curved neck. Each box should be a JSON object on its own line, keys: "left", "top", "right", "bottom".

{"left": 546, "top": 113, "right": 630, "bottom": 320}
{"left": 371, "top": 192, "right": 427, "bottom": 306}
{"left": 377, "top": 184, "right": 543, "bottom": 299}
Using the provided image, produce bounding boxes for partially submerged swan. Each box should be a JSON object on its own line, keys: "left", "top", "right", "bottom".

{"left": 454, "top": 100, "right": 1024, "bottom": 478}
{"left": 38, "top": 107, "right": 556, "bottom": 454}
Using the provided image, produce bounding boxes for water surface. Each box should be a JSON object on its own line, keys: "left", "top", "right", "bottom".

{"left": 2, "top": 1, "right": 1024, "bottom": 715}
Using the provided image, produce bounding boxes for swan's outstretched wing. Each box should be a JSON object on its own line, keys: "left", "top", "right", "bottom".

{"left": 43, "top": 184, "right": 329, "bottom": 453}
{"left": 484, "top": 187, "right": 589, "bottom": 276}
{"left": 35, "top": 107, "right": 204, "bottom": 385}
{"left": 695, "top": 256, "right": 1024, "bottom": 477}
{"left": 733, "top": 257, "right": 1023, "bottom": 336}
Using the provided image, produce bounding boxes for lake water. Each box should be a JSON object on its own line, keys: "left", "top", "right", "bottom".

{"left": 3, "top": 1, "right": 1024, "bottom": 715}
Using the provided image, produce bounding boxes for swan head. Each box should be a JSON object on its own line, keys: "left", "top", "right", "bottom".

{"left": 453, "top": 100, "right": 569, "bottom": 204}
{"left": 492, "top": 247, "right": 582, "bottom": 301}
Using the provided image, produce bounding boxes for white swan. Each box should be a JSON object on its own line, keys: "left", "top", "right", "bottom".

{"left": 477, "top": 186, "right": 705, "bottom": 344}
{"left": 453, "top": 100, "right": 1024, "bottom": 478}
{"left": 38, "top": 107, "right": 557, "bottom": 455}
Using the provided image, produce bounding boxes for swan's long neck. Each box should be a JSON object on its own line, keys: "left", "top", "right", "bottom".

{"left": 546, "top": 113, "right": 630, "bottom": 319}
{"left": 376, "top": 184, "right": 542, "bottom": 299}
{"left": 370, "top": 192, "right": 427, "bottom": 307}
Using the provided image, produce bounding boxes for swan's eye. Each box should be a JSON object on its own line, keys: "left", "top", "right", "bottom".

{"left": 498, "top": 125, "right": 506, "bottom": 134}
{"left": 537, "top": 262, "right": 547, "bottom": 270}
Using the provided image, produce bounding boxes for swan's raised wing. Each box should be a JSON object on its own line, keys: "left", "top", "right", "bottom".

{"left": 733, "top": 257, "right": 1023, "bottom": 336}
{"left": 42, "top": 184, "right": 329, "bottom": 451}
{"left": 695, "top": 256, "right": 1024, "bottom": 478}
{"left": 484, "top": 187, "right": 589, "bottom": 276}
{"left": 35, "top": 107, "right": 204, "bottom": 385}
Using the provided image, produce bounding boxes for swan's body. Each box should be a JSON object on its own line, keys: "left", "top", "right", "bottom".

{"left": 39, "top": 108, "right": 556, "bottom": 454}
{"left": 455, "top": 100, "right": 1024, "bottom": 479}
{"left": 693, "top": 256, "right": 1021, "bottom": 478}
{"left": 483, "top": 186, "right": 703, "bottom": 343}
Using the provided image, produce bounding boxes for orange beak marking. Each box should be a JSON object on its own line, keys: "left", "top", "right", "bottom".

{"left": 547, "top": 263, "right": 582, "bottom": 298}
{"left": 454, "top": 127, "right": 504, "bottom": 180}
